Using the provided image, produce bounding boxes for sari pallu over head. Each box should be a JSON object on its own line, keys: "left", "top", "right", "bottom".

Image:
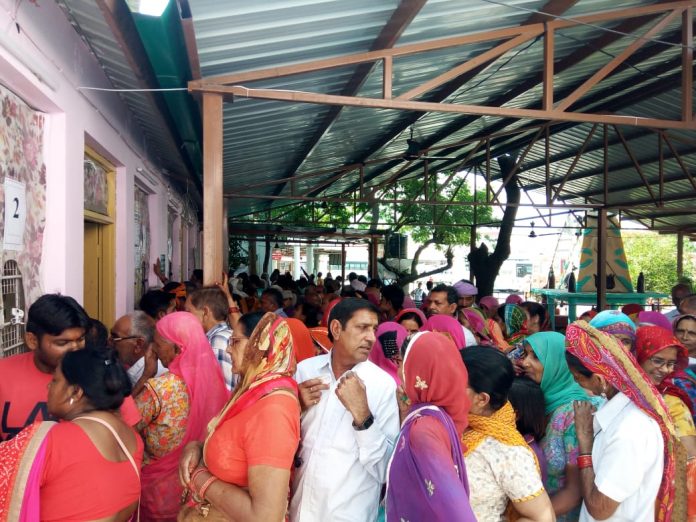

{"left": 368, "top": 322, "right": 408, "bottom": 385}
{"left": 634, "top": 325, "right": 694, "bottom": 415}
{"left": 386, "top": 332, "right": 476, "bottom": 521}
{"left": 394, "top": 308, "right": 427, "bottom": 330}
{"left": 525, "top": 332, "right": 589, "bottom": 415}
{"left": 424, "top": 315, "right": 472, "bottom": 350}
{"left": 206, "top": 313, "right": 298, "bottom": 441}
{"left": 141, "top": 312, "right": 229, "bottom": 520}
{"left": 589, "top": 310, "right": 636, "bottom": 349}
{"left": 504, "top": 304, "right": 529, "bottom": 345}
{"left": 460, "top": 308, "right": 491, "bottom": 345}
{"left": 565, "top": 321, "right": 684, "bottom": 522}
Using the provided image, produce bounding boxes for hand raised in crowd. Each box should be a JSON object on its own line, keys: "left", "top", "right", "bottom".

{"left": 216, "top": 271, "right": 240, "bottom": 308}
{"left": 178, "top": 441, "right": 203, "bottom": 487}
{"left": 298, "top": 378, "right": 329, "bottom": 411}
{"left": 573, "top": 400, "right": 595, "bottom": 453}
{"left": 336, "top": 371, "right": 371, "bottom": 425}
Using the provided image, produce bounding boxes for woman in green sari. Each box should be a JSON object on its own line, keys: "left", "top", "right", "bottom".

{"left": 520, "top": 331, "right": 600, "bottom": 522}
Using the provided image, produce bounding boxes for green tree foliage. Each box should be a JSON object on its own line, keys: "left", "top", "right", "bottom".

{"left": 232, "top": 170, "right": 493, "bottom": 285}
{"left": 377, "top": 171, "right": 493, "bottom": 286}
{"left": 388, "top": 172, "right": 492, "bottom": 246}
{"left": 228, "top": 238, "right": 248, "bottom": 271}
{"left": 268, "top": 201, "right": 371, "bottom": 228}
{"left": 623, "top": 232, "right": 694, "bottom": 294}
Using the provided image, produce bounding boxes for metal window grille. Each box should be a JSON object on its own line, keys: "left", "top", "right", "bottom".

{"left": 0, "top": 260, "right": 25, "bottom": 358}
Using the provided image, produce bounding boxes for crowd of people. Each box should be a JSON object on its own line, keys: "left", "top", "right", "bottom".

{"left": 1, "top": 269, "right": 696, "bottom": 521}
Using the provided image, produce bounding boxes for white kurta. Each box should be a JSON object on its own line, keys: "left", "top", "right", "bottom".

{"left": 579, "top": 392, "right": 663, "bottom": 522}
{"left": 290, "top": 354, "right": 399, "bottom": 522}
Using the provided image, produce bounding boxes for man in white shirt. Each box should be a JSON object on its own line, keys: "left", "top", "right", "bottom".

{"left": 290, "top": 298, "right": 399, "bottom": 522}
{"left": 575, "top": 392, "right": 663, "bottom": 522}
{"left": 110, "top": 311, "right": 166, "bottom": 395}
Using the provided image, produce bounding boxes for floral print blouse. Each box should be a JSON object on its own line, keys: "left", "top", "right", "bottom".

{"left": 465, "top": 436, "right": 545, "bottom": 522}
{"left": 541, "top": 402, "right": 581, "bottom": 522}
{"left": 540, "top": 398, "right": 603, "bottom": 522}
{"left": 135, "top": 372, "right": 190, "bottom": 465}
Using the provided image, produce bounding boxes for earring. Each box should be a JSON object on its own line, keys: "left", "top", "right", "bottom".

{"left": 69, "top": 397, "right": 74, "bottom": 406}
{"left": 600, "top": 384, "right": 607, "bottom": 399}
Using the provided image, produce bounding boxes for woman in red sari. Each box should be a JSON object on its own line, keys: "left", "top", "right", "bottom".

{"left": 0, "top": 348, "right": 141, "bottom": 521}
{"left": 136, "top": 311, "right": 229, "bottom": 520}
{"left": 178, "top": 312, "right": 300, "bottom": 520}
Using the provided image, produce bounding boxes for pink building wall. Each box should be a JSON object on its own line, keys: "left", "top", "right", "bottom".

{"left": 0, "top": 0, "right": 199, "bottom": 318}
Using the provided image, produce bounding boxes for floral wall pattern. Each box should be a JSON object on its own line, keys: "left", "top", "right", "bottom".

{"left": 0, "top": 84, "right": 46, "bottom": 306}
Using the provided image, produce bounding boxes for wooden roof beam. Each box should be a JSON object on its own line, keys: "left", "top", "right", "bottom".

{"left": 268, "top": 0, "right": 428, "bottom": 202}
{"left": 360, "top": 13, "right": 678, "bottom": 188}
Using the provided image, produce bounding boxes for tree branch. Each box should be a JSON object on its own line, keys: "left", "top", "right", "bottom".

{"left": 411, "top": 238, "right": 436, "bottom": 274}
{"left": 399, "top": 247, "right": 454, "bottom": 287}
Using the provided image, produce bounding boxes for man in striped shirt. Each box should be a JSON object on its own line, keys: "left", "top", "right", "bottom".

{"left": 185, "top": 287, "right": 236, "bottom": 390}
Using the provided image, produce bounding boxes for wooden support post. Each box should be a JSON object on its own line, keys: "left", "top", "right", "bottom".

{"left": 683, "top": 8, "right": 693, "bottom": 122}
{"left": 341, "top": 243, "right": 346, "bottom": 281}
{"left": 370, "top": 237, "right": 379, "bottom": 280}
{"left": 543, "top": 23, "right": 554, "bottom": 111}
{"left": 597, "top": 209, "right": 608, "bottom": 311}
{"left": 603, "top": 124, "right": 609, "bottom": 204}
{"left": 678, "top": 232, "right": 685, "bottom": 279}
{"left": 202, "top": 93, "right": 224, "bottom": 285}
{"left": 469, "top": 225, "right": 476, "bottom": 282}
{"left": 383, "top": 56, "right": 392, "bottom": 100}
{"left": 545, "top": 124, "right": 551, "bottom": 205}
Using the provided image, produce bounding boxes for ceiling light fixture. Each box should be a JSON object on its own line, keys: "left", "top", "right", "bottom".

{"left": 528, "top": 221, "right": 537, "bottom": 238}
{"left": 127, "top": 0, "right": 170, "bottom": 16}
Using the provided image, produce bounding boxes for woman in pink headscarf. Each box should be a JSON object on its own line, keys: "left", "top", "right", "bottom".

{"left": 368, "top": 321, "right": 408, "bottom": 384}
{"left": 458, "top": 308, "right": 492, "bottom": 345}
{"left": 135, "top": 311, "right": 229, "bottom": 520}
{"left": 424, "top": 315, "right": 476, "bottom": 350}
{"left": 395, "top": 307, "right": 427, "bottom": 335}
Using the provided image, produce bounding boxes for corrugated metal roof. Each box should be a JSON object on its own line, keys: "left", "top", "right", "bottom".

{"left": 58, "top": 0, "right": 696, "bottom": 235}
{"left": 56, "top": 0, "right": 194, "bottom": 187}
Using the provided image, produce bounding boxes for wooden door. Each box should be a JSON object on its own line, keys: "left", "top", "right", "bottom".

{"left": 83, "top": 221, "right": 102, "bottom": 320}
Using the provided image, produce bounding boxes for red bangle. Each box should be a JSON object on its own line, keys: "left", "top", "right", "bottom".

{"left": 198, "top": 474, "right": 218, "bottom": 500}
{"left": 228, "top": 306, "right": 240, "bottom": 314}
{"left": 189, "top": 467, "right": 208, "bottom": 490}
{"left": 577, "top": 454, "right": 593, "bottom": 469}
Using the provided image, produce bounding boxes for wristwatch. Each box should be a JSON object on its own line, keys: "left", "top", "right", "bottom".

{"left": 353, "top": 413, "right": 375, "bottom": 431}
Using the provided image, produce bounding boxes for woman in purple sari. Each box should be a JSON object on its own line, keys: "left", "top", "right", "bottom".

{"left": 386, "top": 331, "right": 476, "bottom": 521}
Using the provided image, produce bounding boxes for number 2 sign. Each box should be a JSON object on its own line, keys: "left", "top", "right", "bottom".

{"left": 4, "top": 178, "right": 26, "bottom": 251}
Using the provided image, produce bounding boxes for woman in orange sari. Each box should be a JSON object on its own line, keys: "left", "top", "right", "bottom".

{"left": 0, "top": 348, "right": 141, "bottom": 521}
{"left": 178, "top": 312, "right": 300, "bottom": 520}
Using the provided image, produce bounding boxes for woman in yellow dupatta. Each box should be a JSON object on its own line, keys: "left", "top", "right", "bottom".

{"left": 177, "top": 312, "right": 300, "bottom": 521}
{"left": 460, "top": 346, "right": 554, "bottom": 522}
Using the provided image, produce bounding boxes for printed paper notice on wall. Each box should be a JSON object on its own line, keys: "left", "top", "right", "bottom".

{"left": 4, "top": 178, "right": 26, "bottom": 251}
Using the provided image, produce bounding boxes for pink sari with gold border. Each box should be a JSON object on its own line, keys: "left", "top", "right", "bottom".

{"left": 0, "top": 421, "right": 55, "bottom": 522}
